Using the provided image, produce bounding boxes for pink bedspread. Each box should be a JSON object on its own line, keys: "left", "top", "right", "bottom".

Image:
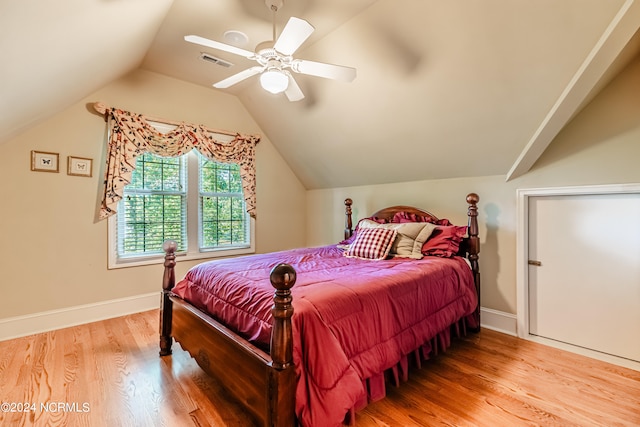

{"left": 173, "top": 245, "right": 478, "bottom": 427}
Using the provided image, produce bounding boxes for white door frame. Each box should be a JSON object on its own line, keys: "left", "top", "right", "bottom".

{"left": 516, "top": 183, "right": 640, "bottom": 347}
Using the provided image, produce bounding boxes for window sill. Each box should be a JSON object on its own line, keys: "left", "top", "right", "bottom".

{"left": 107, "top": 246, "right": 255, "bottom": 270}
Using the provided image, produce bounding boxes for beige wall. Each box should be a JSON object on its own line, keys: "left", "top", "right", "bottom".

{"left": 0, "top": 70, "right": 307, "bottom": 319}
{"left": 307, "top": 54, "right": 640, "bottom": 315}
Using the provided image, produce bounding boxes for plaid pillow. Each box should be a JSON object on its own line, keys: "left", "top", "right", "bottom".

{"left": 344, "top": 227, "right": 398, "bottom": 260}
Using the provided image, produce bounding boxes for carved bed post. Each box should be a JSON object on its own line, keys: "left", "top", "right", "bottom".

{"left": 269, "top": 263, "right": 296, "bottom": 369}
{"left": 268, "top": 263, "right": 297, "bottom": 427}
{"left": 465, "top": 193, "right": 481, "bottom": 330}
{"left": 344, "top": 198, "right": 353, "bottom": 239}
{"left": 160, "top": 239, "right": 177, "bottom": 356}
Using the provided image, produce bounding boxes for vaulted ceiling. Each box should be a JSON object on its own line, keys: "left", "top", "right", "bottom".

{"left": 2, "top": 0, "right": 639, "bottom": 189}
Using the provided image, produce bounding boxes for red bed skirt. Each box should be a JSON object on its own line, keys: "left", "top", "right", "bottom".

{"left": 344, "top": 316, "right": 471, "bottom": 425}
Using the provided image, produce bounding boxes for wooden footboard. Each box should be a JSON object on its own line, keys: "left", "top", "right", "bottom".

{"left": 160, "top": 244, "right": 296, "bottom": 427}
{"left": 169, "top": 297, "right": 295, "bottom": 426}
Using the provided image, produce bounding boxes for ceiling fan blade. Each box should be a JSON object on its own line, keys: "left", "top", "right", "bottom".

{"left": 284, "top": 74, "right": 305, "bottom": 102}
{"left": 273, "top": 17, "right": 315, "bottom": 56}
{"left": 291, "top": 59, "right": 357, "bottom": 82}
{"left": 185, "top": 35, "right": 255, "bottom": 58}
{"left": 213, "top": 66, "right": 264, "bottom": 88}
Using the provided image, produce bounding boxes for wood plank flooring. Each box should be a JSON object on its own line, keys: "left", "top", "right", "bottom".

{"left": 0, "top": 310, "right": 638, "bottom": 427}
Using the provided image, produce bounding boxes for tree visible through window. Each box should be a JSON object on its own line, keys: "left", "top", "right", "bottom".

{"left": 114, "top": 151, "right": 250, "bottom": 261}
{"left": 200, "top": 158, "right": 248, "bottom": 248}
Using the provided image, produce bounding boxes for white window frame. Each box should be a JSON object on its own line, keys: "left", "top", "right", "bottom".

{"left": 107, "top": 123, "right": 255, "bottom": 269}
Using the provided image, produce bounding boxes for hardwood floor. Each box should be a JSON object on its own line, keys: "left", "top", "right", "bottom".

{"left": 1, "top": 310, "right": 638, "bottom": 427}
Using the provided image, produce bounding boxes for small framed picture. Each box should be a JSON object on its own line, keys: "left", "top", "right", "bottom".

{"left": 67, "top": 156, "right": 93, "bottom": 177}
{"left": 31, "top": 150, "right": 59, "bottom": 173}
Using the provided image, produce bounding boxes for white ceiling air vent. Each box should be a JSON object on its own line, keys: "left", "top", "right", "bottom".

{"left": 199, "top": 53, "right": 233, "bottom": 68}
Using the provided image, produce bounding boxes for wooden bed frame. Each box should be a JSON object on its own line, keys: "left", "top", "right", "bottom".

{"left": 159, "top": 193, "right": 480, "bottom": 427}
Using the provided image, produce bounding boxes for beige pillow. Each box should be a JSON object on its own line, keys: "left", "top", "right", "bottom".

{"left": 358, "top": 220, "right": 437, "bottom": 259}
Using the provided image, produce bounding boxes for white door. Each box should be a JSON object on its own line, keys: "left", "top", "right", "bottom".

{"left": 528, "top": 193, "right": 640, "bottom": 363}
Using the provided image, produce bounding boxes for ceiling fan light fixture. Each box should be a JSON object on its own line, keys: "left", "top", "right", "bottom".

{"left": 260, "top": 69, "right": 289, "bottom": 94}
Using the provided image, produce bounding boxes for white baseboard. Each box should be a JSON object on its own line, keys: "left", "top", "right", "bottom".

{"left": 478, "top": 308, "right": 639, "bottom": 371}
{"left": 0, "top": 292, "right": 160, "bottom": 342}
{"left": 1, "top": 299, "right": 516, "bottom": 343}
{"left": 480, "top": 307, "right": 517, "bottom": 336}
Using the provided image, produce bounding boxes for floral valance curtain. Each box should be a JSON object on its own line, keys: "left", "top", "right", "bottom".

{"left": 99, "top": 107, "right": 260, "bottom": 220}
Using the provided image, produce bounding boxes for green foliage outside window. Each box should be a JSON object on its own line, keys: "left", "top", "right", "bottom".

{"left": 199, "top": 155, "right": 248, "bottom": 248}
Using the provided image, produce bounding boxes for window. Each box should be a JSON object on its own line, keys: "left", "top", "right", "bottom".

{"left": 108, "top": 150, "right": 254, "bottom": 269}
{"left": 200, "top": 159, "right": 249, "bottom": 248}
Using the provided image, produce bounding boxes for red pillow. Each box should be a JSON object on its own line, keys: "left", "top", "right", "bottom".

{"left": 392, "top": 211, "right": 452, "bottom": 226}
{"left": 421, "top": 225, "right": 467, "bottom": 257}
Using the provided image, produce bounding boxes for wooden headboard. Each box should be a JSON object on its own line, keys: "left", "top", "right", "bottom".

{"left": 371, "top": 205, "right": 440, "bottom": 223}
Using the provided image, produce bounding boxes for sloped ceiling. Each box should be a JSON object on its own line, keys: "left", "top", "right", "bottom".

{"left": 0, "top": 0, "right": 173, "bottom": 144}
{"left": 2, "top": 0, "right": 640, "bottom": 189}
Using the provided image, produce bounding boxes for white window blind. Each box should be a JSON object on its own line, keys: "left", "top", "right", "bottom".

{"left": 117, "top": 152, "right": 187, "bottom": 257}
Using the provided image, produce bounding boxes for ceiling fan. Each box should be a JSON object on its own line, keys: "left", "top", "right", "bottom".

{"left": 185, "top": 0, "right": 357, "bottom": 101}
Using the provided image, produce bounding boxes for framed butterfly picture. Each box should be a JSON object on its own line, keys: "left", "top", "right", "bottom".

{"left": 67, "top": 156, "right": 93, "bottom": 177}
{"left": 31, "top": 150, "right": 59, "bottom": 173}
